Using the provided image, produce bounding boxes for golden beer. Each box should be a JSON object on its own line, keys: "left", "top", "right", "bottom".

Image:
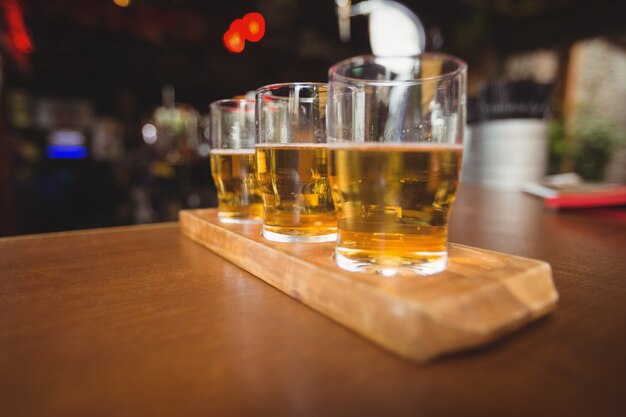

{"left": 255, "top": 144, "right": 336, "bottom": 240}
{"left": 210, "top": 149, "right": 263, "bottom": 222}
{"left": 328, "top": 143, "right": 462, "bottom": 274}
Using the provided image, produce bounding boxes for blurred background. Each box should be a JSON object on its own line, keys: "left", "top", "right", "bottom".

{"left": 1, "top": 0, "right": 625, "bottom": 236}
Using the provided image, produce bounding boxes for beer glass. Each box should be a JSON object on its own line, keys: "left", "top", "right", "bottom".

{"left": 327, "top": 54, "right": 467, "bottom": 275}
{"left": 209, "top": 99, "right": 263, "bottom": 223}
{"left": 255, "top": 83, "right": 336, "bottom": 242}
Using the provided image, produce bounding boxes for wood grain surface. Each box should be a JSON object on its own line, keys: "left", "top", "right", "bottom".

{"left": 1, "top": 187, "right": 625, "bottom": 417}
{"left": 180, "top": 208, "right": 558, "bottom": 362}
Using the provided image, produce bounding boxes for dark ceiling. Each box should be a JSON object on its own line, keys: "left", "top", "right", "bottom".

{"left": 5, "top": 0, "right": 626, "bottom": 116}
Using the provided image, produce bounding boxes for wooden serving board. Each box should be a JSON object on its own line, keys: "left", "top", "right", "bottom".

{"left": 180, "top": 209, "right": 558, "bottom": 362}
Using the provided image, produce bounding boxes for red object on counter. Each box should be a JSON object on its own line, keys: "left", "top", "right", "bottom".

{"left": 545, "top": 185, "right": 626, "bottom": 208}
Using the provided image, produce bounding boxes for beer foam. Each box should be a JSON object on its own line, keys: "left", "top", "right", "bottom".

{"left": 255, "top": 143, "right": 329, "bottom": 149}
{"left": 326, "top": 141, "right": 463, "bottom": 151}
{"left": 210, "top": 148, "right": 256, "bottom": 155}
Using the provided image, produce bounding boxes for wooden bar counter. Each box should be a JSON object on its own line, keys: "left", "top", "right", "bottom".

{"left": 1, "top": 187, "right": 625, "bottom": 417}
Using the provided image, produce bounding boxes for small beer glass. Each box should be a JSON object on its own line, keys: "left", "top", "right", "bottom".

{"left": 327, "top": 54, "right": 467, "bottom": 275}
{"left": 209, "top": 99, "right": 263, "bottom": 224}
{"left": 255, "top": 83, "right": 336, "bottom": 242}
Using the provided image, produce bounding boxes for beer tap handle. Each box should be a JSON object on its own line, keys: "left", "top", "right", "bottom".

{"left": 335, "top": 0, "right": 352, "bottom": 42}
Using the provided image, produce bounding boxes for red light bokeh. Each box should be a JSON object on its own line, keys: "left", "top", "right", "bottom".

{"left": 4, "top": 0, "right": 33, "bottom": 54}
{"left": 242, "top": 12, "right": 265, "bottom": 42}
{"left": 223, "top": 12, "right": 265, "bottom": 53}
{"left": 223, "top": 29, "right": 245, "bottom": 53}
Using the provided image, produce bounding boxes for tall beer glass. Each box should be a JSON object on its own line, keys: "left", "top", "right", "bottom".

{"left": 255, "top": 83, "right": 336, "bottom": 242}
{"left": 328, "top": 54, "right": 467, "bottom": 275}
{"left": 209, "top": 99, "right": 263, "bottom": 223}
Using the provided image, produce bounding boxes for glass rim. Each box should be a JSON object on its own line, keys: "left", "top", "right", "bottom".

{"left": 256, "top": 82, "right": 329, "bottom": 101}
{"left": 210, "top": 98, "right": 255, "bottom": 111}
{"left": 328, "top": 53, "right": 468, "bottom": 86}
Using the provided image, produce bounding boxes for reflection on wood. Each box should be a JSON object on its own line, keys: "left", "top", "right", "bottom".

{"left": 180, "top": 208, "right": 558, "bottom": 362}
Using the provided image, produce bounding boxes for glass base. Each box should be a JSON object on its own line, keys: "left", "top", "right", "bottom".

{"left": 262, "top": 227, "right": 337, "bottom": 243}
{"left": 334, "top": 249, "right": 447, "bottom": 276}
{"left": 218, "top": 215, "right": 262, "bottom": 225}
